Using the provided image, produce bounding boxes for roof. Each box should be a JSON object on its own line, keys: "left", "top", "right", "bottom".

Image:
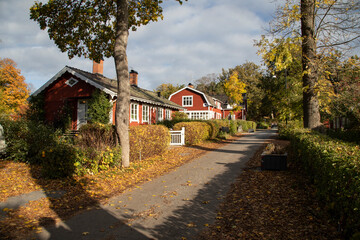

{"left": 32, "top": 66, "right": 184, "bottom": 110}
{"left": 169, "top": 87, "right": 219, "bottom": 107}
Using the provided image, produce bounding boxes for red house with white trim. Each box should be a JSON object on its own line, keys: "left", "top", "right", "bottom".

{"left": 168, "top": 84, "right": 246, "bottom": 120}
{"left": 31, "top": 61, "right": 184, "bottom": 130}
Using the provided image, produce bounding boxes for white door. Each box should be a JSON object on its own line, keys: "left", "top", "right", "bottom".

{"left": 77, "top": 99, "right": 88, "bottom": 130}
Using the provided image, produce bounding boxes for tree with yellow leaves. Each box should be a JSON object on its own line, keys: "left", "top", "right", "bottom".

{"left": 0, "top": 58, "right": 29, "bottom": 118}
{"left": 223, "top": 72, "right": 246, "bottom": 111}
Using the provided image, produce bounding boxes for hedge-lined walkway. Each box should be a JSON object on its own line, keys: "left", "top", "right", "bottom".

{"left": 0, "top": 130, "right": 277, "bottom": 239}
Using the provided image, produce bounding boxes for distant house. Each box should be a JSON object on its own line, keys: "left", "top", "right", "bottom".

{"left": 168, "top": 84, "right": 246, "bottom": 120}
{"left": 32, "top": 61, "right": 184, "bottom": 130}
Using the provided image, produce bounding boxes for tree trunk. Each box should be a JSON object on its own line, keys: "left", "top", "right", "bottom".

{"left": 301, "top": 0, "right": 321, "bottom": 129}
{"left": 114, "top": 0, "right": 130, "bottom": 167}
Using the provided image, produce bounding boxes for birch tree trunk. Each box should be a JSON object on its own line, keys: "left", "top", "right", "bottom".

{"left": 301, "top": 0, "right": 322, "bottom": 129}
{"left": 114, "top": 0, "right": 130, "bottom": 167}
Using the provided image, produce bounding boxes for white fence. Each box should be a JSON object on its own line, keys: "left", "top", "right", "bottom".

{"left": 169, "top": 127, "right": 185, "bottom": 146}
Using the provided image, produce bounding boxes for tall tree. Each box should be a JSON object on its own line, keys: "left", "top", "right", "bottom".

{"left": 0, "top": 58, "right": 29, "bottom": 118}
{"left": 258, "top": 0, "right": 360, "bottom": 129}
{"left": 301, "top": 0, "right": 321, "bottom": 128}
{"left": 30, "top": 0, "right": 186, "bottom": 167}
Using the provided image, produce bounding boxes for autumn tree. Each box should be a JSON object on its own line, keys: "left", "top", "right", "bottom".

{"left": 223, "top": 72, "right": 246, "bottom": 111}
{"left": 0, "top": 58, "right": 29, "bottom": 118}
{"left": 30, "top": 0, "right": 186, "bottom": 167}
{"left": 154, "top": 83, "right": 184, "bottom": 99}
{"left": 258, "top": 0, "right": 360, "bottom": 129}
{"left": 219, "top": 62, "right": 264, "bottom": 120}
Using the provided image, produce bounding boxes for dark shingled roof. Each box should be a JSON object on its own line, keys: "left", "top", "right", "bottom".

{"left": 67, "top": 66, "right": 184, "bottom": 110}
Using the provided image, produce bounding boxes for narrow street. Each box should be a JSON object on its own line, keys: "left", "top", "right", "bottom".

{"left": 33, "top": 130, "right": 277, "bottom": 240}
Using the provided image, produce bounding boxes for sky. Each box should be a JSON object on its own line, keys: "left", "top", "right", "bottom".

{"left": 0, "top": 0, "right": 280, "bottom": 92}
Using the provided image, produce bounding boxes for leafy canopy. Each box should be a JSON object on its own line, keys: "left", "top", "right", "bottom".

{"left": 0, "top": 58, "right": 29, "bottom": 117}
{"left": 30, "top": 0, "right": 186, "bottom": 62}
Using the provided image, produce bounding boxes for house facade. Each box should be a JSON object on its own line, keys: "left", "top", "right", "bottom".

{"left": 168, "top": 84, "right": 246, "bottom": 120}
{"left": 31, "top": 61, "right": 184, "bottom": 130}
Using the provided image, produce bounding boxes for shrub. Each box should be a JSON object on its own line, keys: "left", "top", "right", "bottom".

{"left": 171, "top": 111, "right": 189, "bottom": 120}
{"left": 40, "top": 142, "right": 77, "bottom": 179}
{"left": 173, "top": 122, "right": 211, "bottom": 145}
{"left": 325, "top": 129, "right": 360, "bottom": 144}
{"left": 0, "top": 118, "right": 58, "bottom": 164}
{"left": 74, "top": 123, "right": 120, "bottom": 174}
{"left": 87, "top": 89, "right": 113, "bottom": 124}
{"left": 283, "top": 128, "right": 360, "bottom": 238}
{"left": 236, "top": 120, "right": 256, "bottom": 132}
{"left": 129, "top": 125, "right": 170, "bottom": 162}
{"left": 75, "top": 123, "right": 116, "bottom": 151}
{"left": 157, "top": 118, "right": 191, "bottom": 129}
{"left": 257, "top": 121, "right": 270, "bottom": 129}
{"left": 230, "top": 120, "right": 237, "bottom": 134}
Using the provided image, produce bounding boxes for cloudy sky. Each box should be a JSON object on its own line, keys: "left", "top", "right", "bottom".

{"left": 0, "top": 0, "right": 279, "bottom": 92}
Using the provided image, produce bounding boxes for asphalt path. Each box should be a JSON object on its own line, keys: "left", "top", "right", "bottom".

{"left": 32, "top": 129, "right": 277, "bottom": 240}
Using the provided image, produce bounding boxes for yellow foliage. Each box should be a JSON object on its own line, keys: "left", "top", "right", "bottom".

{"left": 223, "top": 72, "right": 246, "bottom": 106}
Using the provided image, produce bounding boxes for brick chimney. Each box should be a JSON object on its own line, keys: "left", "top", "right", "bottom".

{"left": 130, "top": 70, "right": 138, "bottom": 86}
{"left": 92, "top": 60, "right": 103, "bottom": 75}
{"left": 188, "top": 83, "right": 194, "bottom": 88}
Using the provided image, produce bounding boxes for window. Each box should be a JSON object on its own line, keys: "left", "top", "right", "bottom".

{"left": 142, "top": 105, "right": 149, "bottom": 122}
{"left": 165, "top": 109, "right": 171, "bottom": 120}
{"left": 189, "top": 111, "right": 209, "bottom": 120}
{"left": 182, "top": 96, "right": 193, "bottom": 107}
{"left": 158, "top": 108, "right": 164, "bottom": 121}
{"left": 65, "top": 77, "right": 78, "bottom": 87}
{"left": 130, "top": 103, "right": 139, "bottom": 122}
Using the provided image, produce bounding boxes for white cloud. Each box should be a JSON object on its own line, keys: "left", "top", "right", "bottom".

{"left": 0, "top": 0, "right": 277, "bottom": 92}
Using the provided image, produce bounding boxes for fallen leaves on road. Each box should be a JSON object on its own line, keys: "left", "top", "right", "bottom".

{"left": 198, "top": 140, "right": 342, "bottom": 240}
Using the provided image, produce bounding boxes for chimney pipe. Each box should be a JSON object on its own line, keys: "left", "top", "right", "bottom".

{"left": 92, "top": 60, "right": 103, "bottom": 75}
{"left": 130, "top": 70, "right": 138, "bottom": 86}
{"left": 188, "top": 83, "right": 194, "bottom": 88}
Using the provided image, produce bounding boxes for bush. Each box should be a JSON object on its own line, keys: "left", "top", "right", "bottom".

{"left": 40, "top": 142, "right": 77, "bottom": 179}
{"left": 74, "top": 123, "right": 120, "bottom": 174}
{"left": 283, "top": 128, "right": 360, "bottom": 238}
{"left": 157, "top": 119, "right": 191, "bottom": 129}
{"left": 87, "top": 89, "right": 112, "bottom": 124}
{"left": 0, "top": 118, "right": 59, "bottom": 164}
{"left": 171, "top": 111, "right": 189, "bottom": 120}
{"left": 325, "top": 129, "right": 360, "bottom": 144}
{"left": 129, "top": 125, "right": 170, "bottom": 162}
{"left": 230, "top": 120, "right": 237, "bottom": 134}
{"left": 236, "top": 120, "right": 257, "bottom": 132}
{"left": 257, "top": 121, "right": 270, "bottom": 129}
{"left": 173, "top": 122, "right": 211, "bottom": 145}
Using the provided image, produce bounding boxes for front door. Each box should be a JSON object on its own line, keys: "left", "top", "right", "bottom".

{"left": 77, "top": 99, "right": 88, "bottom": 130}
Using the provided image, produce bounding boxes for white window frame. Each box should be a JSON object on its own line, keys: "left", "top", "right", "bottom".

{"left": 142, "top": 105, "right": 149, "bottom": 123}
{"left": 182, "top": 96, "right": 193, "bottom": 107}
{"left": 165, "top": 109, "right": 171, "bottom": 120}
{"left": 158, "top": 108, "right": 164, "bottom": 121}
{"left": 65, "top": 77, "right": 78, "bottom": 87}
{"left": 130, "top": 103, "right": 139, "bottom": 122}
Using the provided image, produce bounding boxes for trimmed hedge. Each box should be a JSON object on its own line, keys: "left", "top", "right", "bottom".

{"left": 326, "top": 129, "right": 360, "bottom": 144}
{"left": 173, "top": 122, "right": 211, "bottom": 145}
{"left": 281, "top": 128, "right": 360, "bottom": 238}
{"left": 236, "top": 120, "right": 257, "bottom": 132}
{"left": 129, "top": 125, "right": 170, "bottom": 162}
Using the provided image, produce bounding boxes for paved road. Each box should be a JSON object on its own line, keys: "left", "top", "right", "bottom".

{"left": 33, "top": 129, "right": 277, "bottom": 240}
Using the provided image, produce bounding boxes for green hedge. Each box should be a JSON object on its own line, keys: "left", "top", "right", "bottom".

{"left": 281, "top": 128, "right": 360, "bottom": 238}
{"left": 129, "top": 125, "right": 170, "bottom": 162}
{"left": 236, "top": 120, "right": 257, "bottom": 131}
{"left": 326, "top": 129, "right": 360, "bottom": 144}
{"left": 173, "top": 122, "right": 211, "bottom": 145}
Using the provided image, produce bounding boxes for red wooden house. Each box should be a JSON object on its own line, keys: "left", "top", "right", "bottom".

{"left": 168, "top": 84, "right": 246, "bottom": 120}
{"left": 31, "top": 61, "right": 184, "bottom": 130}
